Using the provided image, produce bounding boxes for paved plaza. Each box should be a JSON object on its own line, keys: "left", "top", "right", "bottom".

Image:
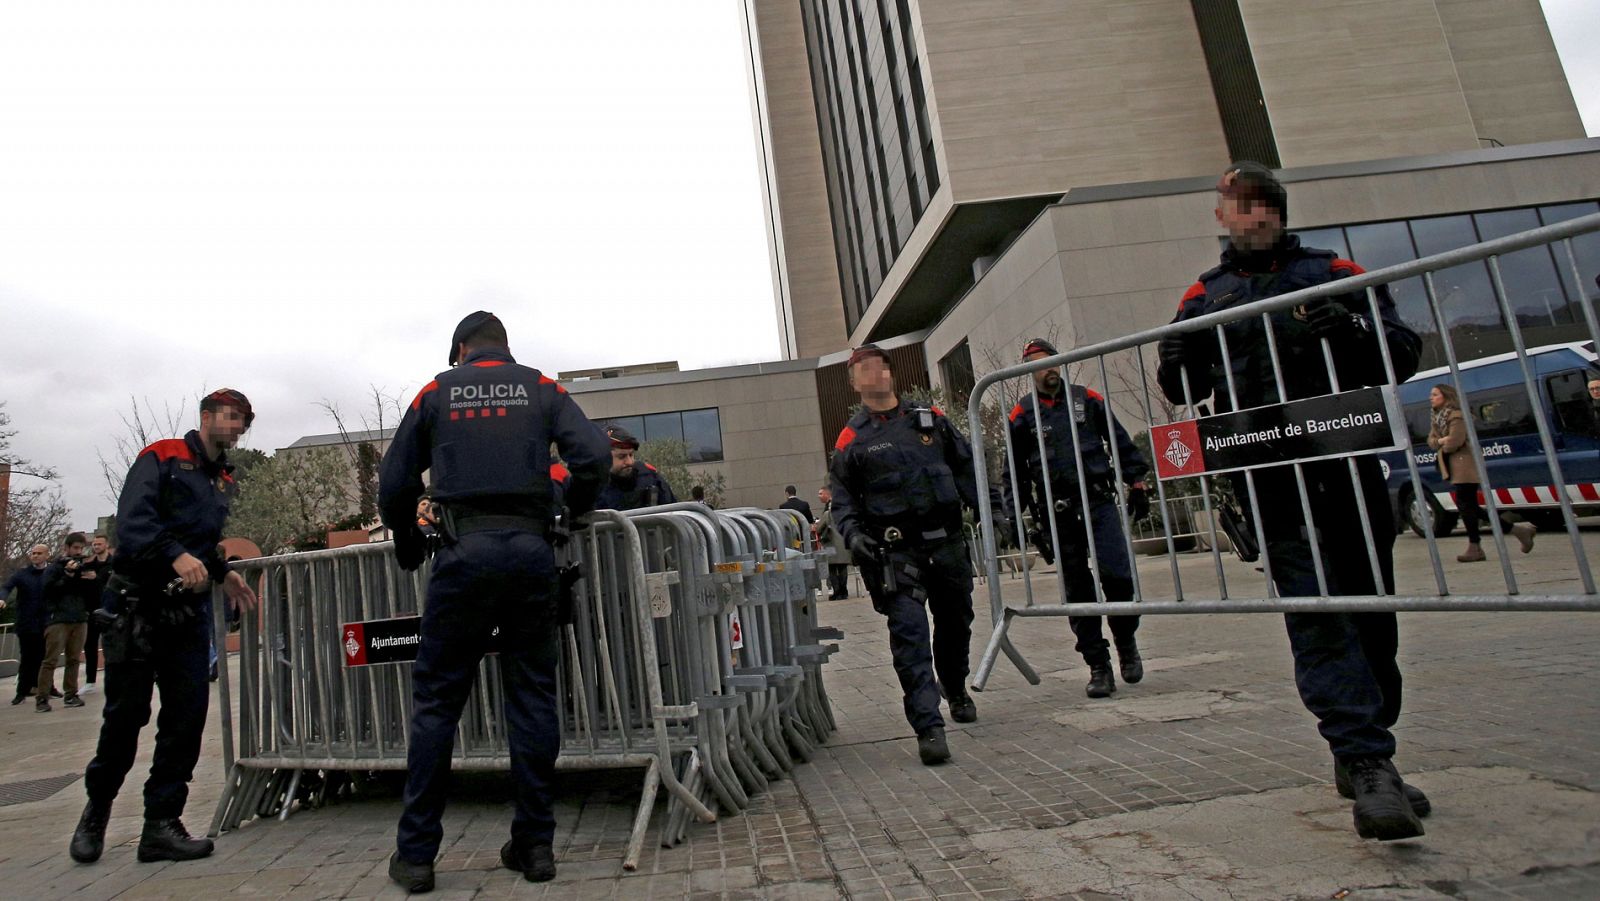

{"left": 2, "top": 532, "right": 1598, "bottom": 900}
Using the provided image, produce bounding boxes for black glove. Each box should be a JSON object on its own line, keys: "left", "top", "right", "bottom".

{"left": 1158, "top": 329, "right": 1219, "bottom": 370}
{"left": 1303, "top": 299, "right": 1367, "bottom": 341}
{"left": 1127, "top": 485, "right": 1150, "bottom": 522}
{"left": 567, "top": 509, "right": 596, "bottom": 532}
{"left": 1027, "top": 528, "right": 1055, "bottom": 565}
{"left": 394, "top": 524, "right": 428, "bottom": 572}
{"left": 848, "top": 532, "right": 881, "bottom": 562}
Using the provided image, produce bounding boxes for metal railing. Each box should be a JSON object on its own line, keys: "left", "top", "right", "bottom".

{"left": 206, "top": 504, "right": 840, "bottom": 871}
{"left": 967, "top": 211, "right": 1600, "bottom": 689}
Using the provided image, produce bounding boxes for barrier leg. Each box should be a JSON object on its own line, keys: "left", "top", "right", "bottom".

{"left": 622, "top": 757, "right": 662, "bottom": 872}
{"left": 971, "top": 609, "right": 1040, "bottom": 691}
{"left": 208, "top": 765, "right": 244, "bottom": 837}
{"left": 277, "top": 768, "right": 303, "bottom": 822}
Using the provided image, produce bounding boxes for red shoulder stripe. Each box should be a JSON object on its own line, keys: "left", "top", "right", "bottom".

{"left": 644, "top": 463, "right": 658, "bottom": 472}
{"left": 549, "top": 462, "right": 570, "bottom": 482}
{"left": 1330, "top": 258, "right": 1365, "bottom": 276}
{"left": 930, "top": 406, "right": 945, "bottom": 417}
{"left": 471, "top": 360, "right": 507, "bottom": 368}
{"left": 538, "top": 374, "right": 568, "bottom": 394}
{"left": 142, "top": 438, "right": 193, "bottom": 463}
{"left": 409, "top": 380, "right": 439, "bottom": 411}
{"left": 1177, "top": 281, "right": 1206, "bottom": 312}
{"left": 1008, "top": 403, "right": 1025, "bottom": 423}
{"left": 834, "top": 425, "right": 857, "bottom": 452}
{"left": 1085, "top": 388, "right": 1104, "bottom": 402}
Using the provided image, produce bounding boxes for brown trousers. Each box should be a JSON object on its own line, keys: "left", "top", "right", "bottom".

{"left": 39, "top": 622, "right": 88, "bottom": 701}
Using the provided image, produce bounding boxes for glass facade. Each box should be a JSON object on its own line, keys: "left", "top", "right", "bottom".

{"left": 800, "top": 0, "right": 941, "bottom": 332}
{"left": 1292, "top": 201, "right": 1600, "bottom": 370}
{"left": 603, "top": 408, "right": 724, "bottom": 463}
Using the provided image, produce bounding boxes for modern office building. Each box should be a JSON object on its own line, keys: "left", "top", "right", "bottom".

{"left": 299, "top": 3, "right": 1600, "bottom": 513}
{"left": 742, "top": 0, "right": 1586, "bottom": 358}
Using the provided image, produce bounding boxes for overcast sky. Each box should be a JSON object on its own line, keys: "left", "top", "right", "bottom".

{"left": 2, "top": 1, "right": 1598, "bottom": 532}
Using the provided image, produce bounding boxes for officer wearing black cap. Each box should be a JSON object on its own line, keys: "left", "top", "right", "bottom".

{"left": 595, "top": 424, "right": 677, "bottom": 511}
{"left": 378, "top": 311, "right": 610, "bottom": 891}
{"left": 72, "top": 389, "right": 260, "bottom": 866}
{"left": 1007, "top": 338, "right": 1151, "bottom": 699}
{"left": 1157, "top": 162, "right": 1427, "bottom": 842}
{"left": 829, "top": 344, "right": 982, "bottom": 766}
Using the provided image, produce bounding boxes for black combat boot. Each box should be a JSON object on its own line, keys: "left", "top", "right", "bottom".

{"left": 1085, "top": 663, "right": 1116, "bottom": 698}
{"left": 69, "top": 800, "right": 112, "bottom": 863}
{"left": 1116, "top": 643, "right": 1144, "bottom": 684}
{"left": 917, "top": 727, "right": 951, "bottom": 765}
{"left": 1345, "top": 758, "right": 1425, "bottom": 841}
{"left": 501, "top": 839, "right": 557, "bottom": 882}
{"left": 945, "top": 687, "right": 978, "bottom": 724}
{"left": 388, "top": 852, "right": 436, "bottom": 893}
{"left": 136, "top": 818, "right": 214, "bottom": 862}
{"left": 1335, "top": 759, "right": 1431, "bottom": 817}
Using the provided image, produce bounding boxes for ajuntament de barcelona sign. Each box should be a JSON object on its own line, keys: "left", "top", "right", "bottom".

{"left": 1151, "top": 386, "right": 1407, "bottom": 480}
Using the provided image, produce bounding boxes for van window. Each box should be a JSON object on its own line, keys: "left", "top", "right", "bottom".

{"left": 1547, "top": 370, "right": 1599, "bottom": 436}
{"left": 1469, "top": 386, "right": 1535, "bottom": 438}
{"left": 1403, "top": 402, "right": 1432, "bottom": 445}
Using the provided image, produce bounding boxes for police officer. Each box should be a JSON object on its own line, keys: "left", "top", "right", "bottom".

{"left": 379, "top": 312, "right": 609, "bottom": 892}
{"left": 71, "top": 389, "right": 260, "bottom": 865}
{"left": 1157, "top": 162, "right": 1427, "bottom": 841}
{"left": 829, "top": 344, "right": 982, "bottom": 765}
{"left": 595, "top": 425, "right": 676, "bottom": 510}
{"left": 1007, "top": 338, "right": 1151, "bottom": 699}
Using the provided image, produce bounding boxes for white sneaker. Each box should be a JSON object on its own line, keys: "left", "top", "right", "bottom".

{"left": 79, "top": 684, "right": 96, "bottom": 695}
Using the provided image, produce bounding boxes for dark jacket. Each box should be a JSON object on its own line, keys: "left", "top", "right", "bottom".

{"left": 596, "top": 463, "right": 676, "bottom": 511}
{"left": 1157, "top": 237, "right": 1422, "bottom": 546}
{"left": 379, "top": 347, "right": 611, "bottom": 536}
{"left": 44, "top": 556, "right": 109, "bottom": 625}
{"left": 1157, "top": 236, "right": 1421, "bottom": 411}
{"left": 779, "top": 497, "right": 815, "bottom": 523}
{"left": 114, "top": 429, "right": 238, "bottom": 591}
{"left": 1, "top": 565, "right": 51, "bottom": 634}
{"left": 1008, "top": 384, "right": 1149, "bottom": 518}
{"left": 829, "top": 401, "right": 979, "bottom": 545}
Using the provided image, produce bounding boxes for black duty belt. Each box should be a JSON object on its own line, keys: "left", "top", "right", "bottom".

{"left": 455, "top": 514, "right": 549, "bottom": 537}
{"left": 880, "top": 525, "right": 957, "bottom": 546}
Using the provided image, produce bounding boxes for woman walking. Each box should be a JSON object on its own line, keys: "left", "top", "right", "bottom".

{"left": 1427, "top": 383, "right": 1536, "bottom": 562}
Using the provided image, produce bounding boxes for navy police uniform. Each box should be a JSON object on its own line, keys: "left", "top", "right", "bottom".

{"left": 1157, "top": 177, "right": 1421, "bottom": 768}
{"left": 84, "top": 428, "right": 238, "bottom": 827}
{"left": 595, "top": 426, "right": 676, "bottom": 511}
{"left": 829, "top": 397, "right": 980, "bottom": 737}
{"left": 1008, "top": 348, "right": 1150, "bottom": 685}
{"left": 596, "top": 462, "right": 674, "bottom": 510}
{"left": 378, "top": 316, "right": 609, "bottom": 871}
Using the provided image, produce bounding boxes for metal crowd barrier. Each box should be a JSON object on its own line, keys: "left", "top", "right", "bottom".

{"left": 969, "top": 211, "right": 1600, "bottom": 689}
{"left": 206, "top": 506, "right": 840, "bottom": 871}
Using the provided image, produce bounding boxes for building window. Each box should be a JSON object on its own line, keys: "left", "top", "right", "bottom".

{"left": 604, "top": 408, "right": 723, "bottom": 463}
{"left": 939, "top": 340, "right": 976, "bottom": 411}
{"left": 1291, "top": 200, "right": 1600, "bottom": 370}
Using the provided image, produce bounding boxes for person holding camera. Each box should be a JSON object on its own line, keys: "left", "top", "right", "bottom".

{"left": 1007, "top": 338, "right": 1152, "bottom": 700}
{"left": 71, "top": 389, "right": 260, "bottom": 866}
{"left": 378, "top": 312, "right": 610, "bottom": 892}
{"left": 36, "top": 532, "right": 105, "bottom": 711}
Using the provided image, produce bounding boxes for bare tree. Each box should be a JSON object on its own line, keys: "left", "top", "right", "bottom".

{"left": 1, "top": 403, "right": 69, "bottom": 579}
{"left": 317, "top": 384, "right": 408, "bottom": 522}
{"left": 96, "top": 395, "right": 191, "bottom": 507}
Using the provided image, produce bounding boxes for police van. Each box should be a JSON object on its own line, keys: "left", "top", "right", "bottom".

{"left": 1382, "top": 342, "right": 1600, "bottom": 537}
